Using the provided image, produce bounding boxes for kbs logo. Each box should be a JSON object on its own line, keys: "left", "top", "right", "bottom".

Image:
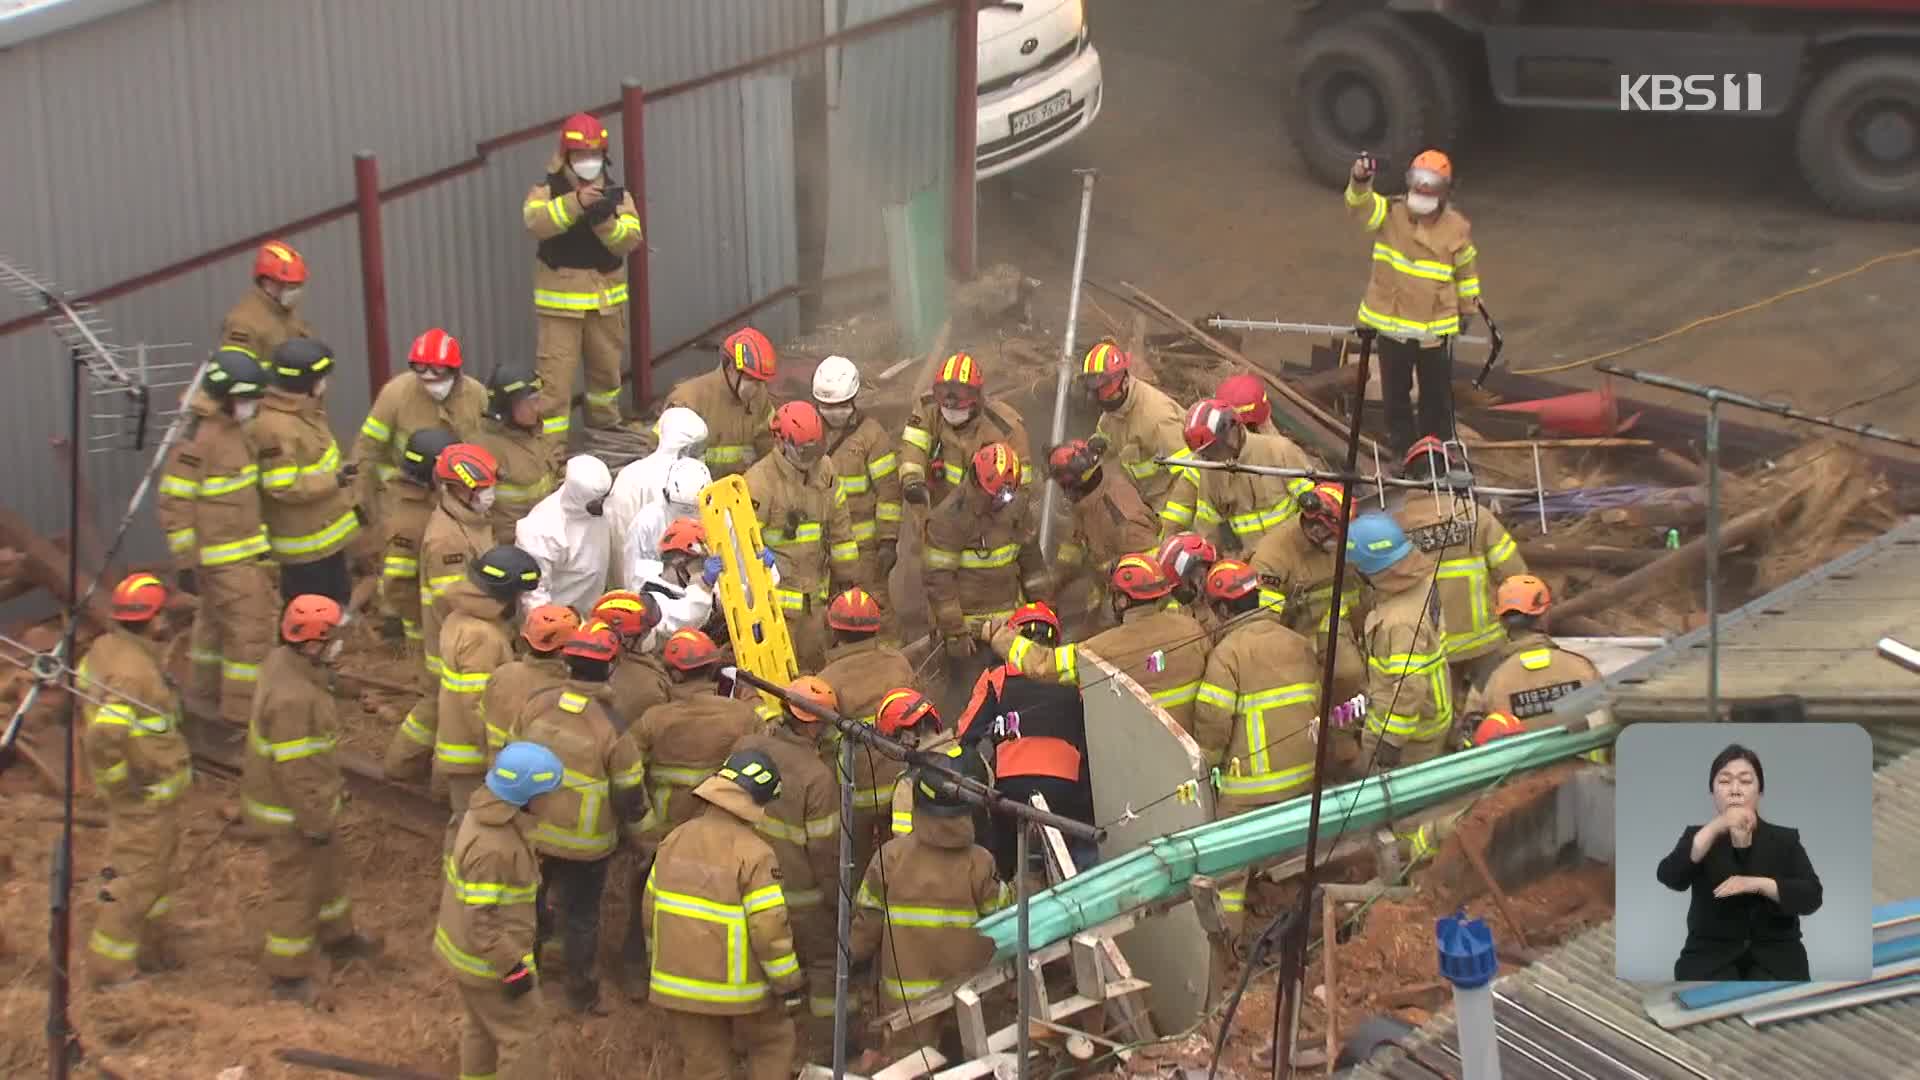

{"left": 1619, "top": 73, "right": 1763, "bottom": 112}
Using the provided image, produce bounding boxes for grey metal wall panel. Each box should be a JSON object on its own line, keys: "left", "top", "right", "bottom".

{"left": 740, "top": 74, "right": 802, "bottom": 344}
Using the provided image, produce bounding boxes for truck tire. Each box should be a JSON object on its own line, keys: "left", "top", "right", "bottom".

{"left": 1366, "top": 13, "right": 1475, "bottom": 154}
{"left": 1796, "top": 53, "right": 1920, "bottom": 219}
{"left": 1286, "top": 15, "right": 1446, "bottom": 189}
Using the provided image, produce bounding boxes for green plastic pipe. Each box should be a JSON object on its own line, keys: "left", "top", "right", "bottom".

{"left": 978, "top": 724, "right": 1615, "bottom": 960}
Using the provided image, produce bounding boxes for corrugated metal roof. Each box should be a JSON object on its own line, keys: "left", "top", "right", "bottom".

{"left": 1350, "top": 747, "right": 1920, "bottom": 1080}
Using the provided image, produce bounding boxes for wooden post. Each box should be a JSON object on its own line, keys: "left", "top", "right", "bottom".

{"left": 621, "top": 81, "right": 654, "bottom": 410}
{"left": 353, "top": 153, "right": 391, "bottom": 390}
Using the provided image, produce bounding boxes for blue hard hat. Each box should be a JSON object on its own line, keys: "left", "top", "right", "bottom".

{"left": 1346, "top": 512, "right": 1414, "bottom": 576}
{"left": 486, "top": 741, "right": 565, "bottom": 806}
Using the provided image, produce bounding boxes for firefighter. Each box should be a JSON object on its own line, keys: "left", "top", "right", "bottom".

{"left": 644, "top": 749, "right": 805, "bottom": 1080}
{"left": 813, "top": 355, "right": 904, "bottom": 619}
{"left": 1081, "top": 342, "right": 1188, "bottom": 513}
{"left": 436, "top": 545, "right": 544, "bottom": 833}
{"left": 350, "top": 327, "right": 486, "bottom": 524}
{"left": 1345, "top": 150, "right": 1482, "bottom": 457}
{"left": 243, "top": 594, "right": 382, "bottom": 1001}
{"left": 377, "top": 428, "right": 456, "bottom": 649}
{"left": 517, "top": 455, "right": 616, "bottom": 618}
{"left": 1047, "top": 438, "right": 1159, "bottom": 624}
{"left": 816, "top": 587, "right": 917, "bottom": 878}
{"left": 662, "top": 326, "right": 778, "bottom": 478}
{"left": 879, "top": 689, "right": 958, "bottom": 838}
{"left": 1157, "top": 531, "right": 1220, "bottom": 624}
{"left": 524, "top": 110, "right": 643, "bottom": 430}
{"left": 745, "top": 401, "right": 867, "bottom": 670}
{"left": 476, "top": 366, "right": 562, "bottom": 544}
{"left": 924, "top": 442, "right": 1052, "bottom": 691}
{"left": 613, "top": 628, "right": 763, "bottom": 996}
{"left": 383, "top": 443, "right": 498, "bottom": 782}
{"left": 591, "top": 589, "right": 674, "bottom": 719}
{"left": 219, "top": 240, "right": 314, "bottom": 367}
{"left": 1162, "top": 398, "right": 1320, "bottom": 555}
{"left": 630, "top": 518, "right": 717, "bottom": 648}
{"left": 437, "top": 741, "right": 565, "bottom": 1080}
{"left": 850, "top": 743, "right": 1011, "bottom": 1060}
{"left": 515, "top": 623, "right": 647, "bottom": 1014}
{"left": 494, "top": 605, "right": 582, "bottom": 748}
{"left": 80, "top": 574, "right": 193, "bottom": 987}
{"left": 1391, "top": 436, "right": 1528, "bottom": 687}
{"left": 1462, "top": 711, "right": 1527, "bottom": 748}
{"left": 1216, "top": 372, "right": 1278, "bottom": 437}
{"left": 610, "top": 405, "right": 708, "bottom": 573}
{"left": 1346, "top": 512, "right": 1452, "bottom": 769}
{"left": 254, "top": 338, "right": 361, "bottom": 606}
{"left": 157, "top": 347, "right": 274, "bottom": 726}
{"left": 1251, "top": 482, "right": 1366, "bottom": 701}
{"left": 1461, "top": 576, "right": 1604, "bottom": 750}
{"left": 983, "top": 554, "right": 1210, "bottom": 735}
{"left": 899, "top": 351, "right": 1033, "bottom": 510}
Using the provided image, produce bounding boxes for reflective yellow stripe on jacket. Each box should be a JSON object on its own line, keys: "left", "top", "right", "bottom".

{"left": 533, "top": 283, "right": 630, "bottom": 312}
{"left": 646, "top": 874, "right": 799, "bottom": 1006}
{"left": 1195, "top": 681, "right": 1317, "bottom": 799}
{"left": 1363, "top": 649, "right": 1453, "bottom": 743}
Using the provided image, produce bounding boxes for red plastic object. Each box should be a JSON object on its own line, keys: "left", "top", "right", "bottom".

{"left": 1490, "top": 385, "right": 1640, "bottom": 437}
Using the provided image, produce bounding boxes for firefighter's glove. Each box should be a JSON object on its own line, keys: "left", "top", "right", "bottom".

{"left": 1085, "top": 433, "right": 1110, "bottom": 459}
{"left": 175, "top": 569, "right": 198, "bottom": 596}
{"left": 972, "top": 617, "right": 1000, "bottom": 644}
{"left": 502, "top": 961, "right": 537, "bottom": 1000}
{"left": 702, "top": 556, "right": 724, "bottom": 588}
{"left": 381, "top": 615, "right": 406, "bottom": 645}
{"left": 1351, "top": 154, "right": 1377, "bottom": 182}
{"left": 944, "top": 634, "right": 975, "bottom": 663}
{"left": 587, "top": 197, "right": 619, "bottom": 225}
{"left": 601, "top": 185, "right": 626, "bottom": 211}
{"left": 1458, "top": 313, "right": 1473, "bottom": 336}
{"left": 903, "top": 481, "right": 930, "bottom": 507}
{"left": 336, "top": 463, "right": 359, "bottom": 489}
{"left": 783, "top": 993, "right": 805, "bottom": 1015}
{"left": 759, "top": 547, "right": 778, "bottom": 570}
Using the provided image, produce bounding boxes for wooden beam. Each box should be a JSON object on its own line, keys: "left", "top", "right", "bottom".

{"left": 0, "top": 508, "right": 113, "bottom": 631}
{"left": 1520, "top": 541, "right": 1665, "bottom": 572}
{"left": 1548, "top": 503, "right": 1777, "bottom": 625}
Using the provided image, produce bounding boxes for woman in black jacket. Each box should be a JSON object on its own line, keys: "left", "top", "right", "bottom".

{"left": 1656, "top": 743, "right": 1824, "bottom": 981}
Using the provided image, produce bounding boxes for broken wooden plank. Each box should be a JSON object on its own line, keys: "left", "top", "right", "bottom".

{"left": 1547, "top": 503, "right": 1777, "bottom": 626}
{"left": 0, "top": 508, "right": 114, "bottom": 631}
{"left": 1460, "top": 834, "right": 1532, "bottom": 953}
{"left": 1520, "top": 541, "right": 1665, "bottom": 572}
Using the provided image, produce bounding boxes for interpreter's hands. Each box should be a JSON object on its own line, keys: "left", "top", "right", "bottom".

{"left": 1717, "top": 805, "right": 1756, "bottom": 843}
{"left": 1351, "top": 154, "right": 1377, "bottom": 183}
{"left": 1713, "top": 874, "right": 1770, "bottom": 899}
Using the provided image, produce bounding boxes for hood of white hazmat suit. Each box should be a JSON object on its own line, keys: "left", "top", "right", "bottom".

{"left": 516, "top": 455, "right": 614, "bottom": 615}
{"left": 607, "top": 407, "right": 709, "bottom": 563}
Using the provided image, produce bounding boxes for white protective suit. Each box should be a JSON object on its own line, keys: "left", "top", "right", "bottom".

{"left": 516, "top": 455, "right": 615, "bottom": 617}
{"left": 634, "top": 567, "right": 716, "bottom": 652}
{"left": 623, "top": 457, "right": 711, "bottom": 588}
{"left": 607, "top": 406, "right": 708, "bottom": 578}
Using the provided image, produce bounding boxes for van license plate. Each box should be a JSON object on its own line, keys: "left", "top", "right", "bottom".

{"left": 1010, "top": 91, "right": 1072, "bottom": 135}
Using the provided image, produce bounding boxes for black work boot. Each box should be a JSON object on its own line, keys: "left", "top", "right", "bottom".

{"left": 616, "top": 926, "right": 649, "bottom": 1001}
{"left": 566, "top": 972, "right": 606, "bottom": 1016}
{"left": 323, "top": 933, "right": 385, "bottom": 963}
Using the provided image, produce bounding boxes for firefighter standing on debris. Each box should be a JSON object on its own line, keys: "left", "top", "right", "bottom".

{"left": 1462, "top": 576, "right": 1606, "bottom": 752}
{"left": 524, "top": 111, "right": 643, "bottom": 430}
{"left": 436, "top": 545, "right": 544, "bottom": 833}
{"left": 436, "top": 741, "right": 564, "bottom": 1080}
{"left": 1391, "top": 437, "right": 1528, "bottom": 686}
{"left": 745, "top": 401, "right": 867, "bottom": 670}
{"left": 350, "top": 327, "right": 486, "bottom": 525}
{"left": 817, "top": 587, "right": 918, "bottom": 879}
{"left": 813, "top": 356, "right": 905, "bottom": 618}
{"left": 899, "top": 352, "right": 1033, "bottom": 510}
{"left": 494, "top": 605, "right": 581, "bottom": 748}
{"left": 253, "top": 338, "right": 361, "bottom": 606}
{"left": 384, "top": 443, "right": 498, "bottom": 781}
{"left": 377, "top": 429, "right": 456, "bottom": 649}
{"left": 81, "top": 574, "right": 193, "bottom": 987}
{"left": 1344, "top": 150, "right": 1482, "bottom": 458}
{"left": 1216, "top": 373, "right": 1279, "bottom": 437}
{"left": 243, "top": 594, "right": 382, "bottom": 1002}
{"left": 1251, "top": 482, "right": 1366, "bottom": 701}
{"left": 1047, "top": 438, "right": 1160, "bottom": 623}
{"left": 925, "top": 442, "right": 1052, "bottom": 691}
{"left": 158, "top": 347, "right": 274, "bottom": 727}
{"left": 880, "top": 689, "right": 961, "bottom": 839}
{"left": 476, "top": 366, "right": 563, "bottom": 544}
{"left": 1161, "top": 398, "right": 1321, "bottom": 555}
{"left": 591, "top": 589, "right": 674, "bottom": 719}
{"left": 644, "top": 749, "right": 806, "bottom": 1080}
{"left": 516, "top": 623, "right": 647, "bottom": 1015}
{"left": 219, "top": 240, "right": 314, "bottom": 367}
{"left": 1346, "top": 512, "right": 1453, "bottom": 769}
{"left": 1082, "top": 342, "right": 1189, "bottom": 513}
{"left": 663, "top": 327, "right": 779, "bottom": 478}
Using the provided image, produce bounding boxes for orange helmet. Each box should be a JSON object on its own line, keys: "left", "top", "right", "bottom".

{"left": 1402, "top": 435, "right": 1449, "bottom": 477}
{"left": 109, "top": 573, "right": 168, "bottom": 623}
{"left": 1203, "top": 559, "right": 1260, "bottom": 603}
{"left": 876, "top": 688, "right": 941, "bottom": 737}
{"left": 1409, "top": 148, "right": 1453, "bottom": 190}
{"left": 280, "top": 593, "right": 342, "bottom": 643}
{"left": 1009, "top": 601, "right": 1062, "bottom": 643}
{"left": 1183, "top": 398, "right": 1241, "bottom": 453}
{"left": 1110, "top": 553, "right": 1175, "bottom": 602}
{"left": 1047, "top": 439, "right": 1100, "bottom": 488}
{"left": 934, "top": 352, "right": 984, "bottom": 409}
{"left": 826, "top": 587, "right": 884, "bottom": 633}
{"left": 1216, "top": 373, "right": 1271, "bottom": 427}
{"left": 722, "top": 327, "right": 777, "bottom": 381}
{"left": 972, "top": 442, "right": 1022, "bottom": 505}
{"left": 659, "top": 518, "right": 708, "bottom": 558}
{"left": 771, "top": 401, "right": 826, "bottom": 446}
{"left": 559, "top": 111, "right": 609, "bottom": 152}
{"left": 407, "top": 327, "right": 463, "bottom": 371}
{"left": 1467, "top": 712, "right": 1527, "bottom": 748}
{"left": 1079, "top": 342, "right": 1131, "bottom": 403}
{"left": 435, "top": 443, "right": 499, "bottom": 491}
{"left": 663, "top": 628, "right": 722, "bottom": 672}
{"left": 563, "top": 622, "right": 621, "bottom": 664}
{"left": 1495, "top": 575, "right": 1551, "bottom": 617}
{"left": 1156, "top": 531, "right": 1218, "bottom": 585}
{"left": 592, "top": 590, "right": 660, "bottom": 640}
{"left": 784, "top": 675, "right": 838, "bottom": 724}
{"left": 521, "top": 604, "right": 583, "bottom": 652}
{"left": 253, "top": 240, "right": 307, "bottom": 285}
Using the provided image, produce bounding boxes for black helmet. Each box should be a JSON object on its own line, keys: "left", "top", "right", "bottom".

{"left": 716, "top": 749, "right": 783, "bottom": 806}
{"left": 401, "top": 428, "right": 458, "bottom": 484}
{"left": 487, "top": 366, "right": 542, "bottom": 421}
{"left": 272, "top": 338, "right": 336, "bottom": 392}
{"left": 915, "top": 743, "right": 985, "bottom": 818}
{"left": 469, "top": 544, "right": 542, "bottom": 597}
{"left": 204, "top": 347, "right": 269, "bottom": 400}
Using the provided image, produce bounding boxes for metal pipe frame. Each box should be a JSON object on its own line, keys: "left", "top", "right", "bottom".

{"left": 621, "top": 80, "right": 653, "bottom": 411}
{"left": 1206, "top": 315, "right": 1491, "bottom": 348}
{"left": 1151, "top": 454, "right": 1550, "bottom": 500}
{"left": 1038, "top": 170, "right": 1096, "bottom": 556}
{"left": 1595, "top": 363, "right": 1920, "bottom": 452}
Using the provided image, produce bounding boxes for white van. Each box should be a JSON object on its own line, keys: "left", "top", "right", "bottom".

{"left": 975, "top": 0, "right": 1103, "bottom": 179}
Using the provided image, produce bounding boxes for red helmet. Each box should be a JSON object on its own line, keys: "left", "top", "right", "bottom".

{"left": 934, "top": 352, "right": 985, "bottom": 409}
{"left": 722, "top": 327, "right": 777, "bottom": 381}
{"left": 1403, "top": 435, "right": 1450, "bottom": 477}
{"left": 1009, "top": 601, "right": 1062, "bottom": 641}
{"left": 1184, "top": 399, "right": 1241, "bottom": 453}
{"left": 771, "top": 401, "right": 826, "bottom": 446}
{"left": 559, "top": 111, "right": 609, "bottom": 152}
{"left": 407, "top": 327, "right": 463, "bottom": 371}
{"left": 434, "top": 443, "right": 499, "bottom": 491}
{"left": 1047, "top": 439, "right": 1100, "bottom": 487}
{"left": 1110, "top": 553, "right": 1175, "bottom": 602}
{"left": 591, "top": 590, "right": 660, "bottom": 640}
{"left": 253, "top": 241, "right": 307, "bottom": 285}
{"left": 876, "top": 688, "right": 941, "bottom": 737}
{"left": 1203, "top": 559, "right": 1260, "bottom": 603}
{"left": 1079, "top": 342, "right": 1131, "bottom": 403}
{"left": 521, "top": 604, "right": 583, "bottom": 652}
{"left": 659, "top": 518, "right": 708, "bottom": 558}
{"left": 1156, "top": 531, "right": 1218, "bottom": 584}
{"left": 563, "top": 622, "right": 622, "bottom": 664}
{"left": 281, "top": 593, "right": 342, "bottom": 643}
{"left": 972, "top": 442, "right": 1023, "bottom": 504}
{"left": 663, "top": 628, "right": 722, "bottom": 672}
{"left": 1216, "top": 373, "right": 1271, "bottom": 427}
{"left": 1467, "top": 712, "right": 1527, "bottom": 748}
{"left": 1298, "top": 482, "right": 1352, "bottom": 529}
{"left": 826, "top": 587, "right": 884, "bottom": 633}
{"left": 110, "top": 573, "right": 168, "bottom": 623}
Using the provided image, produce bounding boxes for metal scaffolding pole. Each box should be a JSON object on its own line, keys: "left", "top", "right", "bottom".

{"left": 1039, "top": 170, "right": 1098, "bottom": 556}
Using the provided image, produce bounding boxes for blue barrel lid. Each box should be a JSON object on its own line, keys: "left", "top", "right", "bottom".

{"left": 1435, "top": 910, "right": 1498, "bottom": 990}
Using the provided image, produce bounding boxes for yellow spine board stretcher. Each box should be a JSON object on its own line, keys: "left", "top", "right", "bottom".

{"left": 698, "top": 474, "right": 798, "bottom": 709}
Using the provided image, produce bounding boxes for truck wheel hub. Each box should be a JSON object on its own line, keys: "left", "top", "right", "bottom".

{"left": 1858, "top": 105, "right": 1917, "bottom": 166}
{"left": 1327, "top": 76, "right": 1384, "bottom": 142}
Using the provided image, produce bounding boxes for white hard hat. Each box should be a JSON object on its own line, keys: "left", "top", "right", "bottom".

{"left": 812, "top": 355, "right": 861, "bottom": 405}
{"left": 665, "top": 457, "right": 712, "bottom": 509}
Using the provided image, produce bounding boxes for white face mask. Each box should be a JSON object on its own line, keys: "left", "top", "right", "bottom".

{"left": 1407, "top": 192, "right": 1441, "bottom": 216}
{"left": 570, "top": 155, "right": 605, "bottom": 182}
{"left": 817, "top": 403, "right": 855, "bottom": 428}
{"left": 474, "top": 488, "right": 498, "bottom": 513}
{"left": 312, "top": 377, "right": 329, "bottom": 399}
{"left": 233, "top": 399, "right": 260, "bottom": 423}
{"left": 278, "top": 285, "right": 305, "bottom": 308}
{"left": 422, "top": 376, "right": 455, "bottom": 402}
{"left": 940, "top": 405, "right": 974, "bottom": 426}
